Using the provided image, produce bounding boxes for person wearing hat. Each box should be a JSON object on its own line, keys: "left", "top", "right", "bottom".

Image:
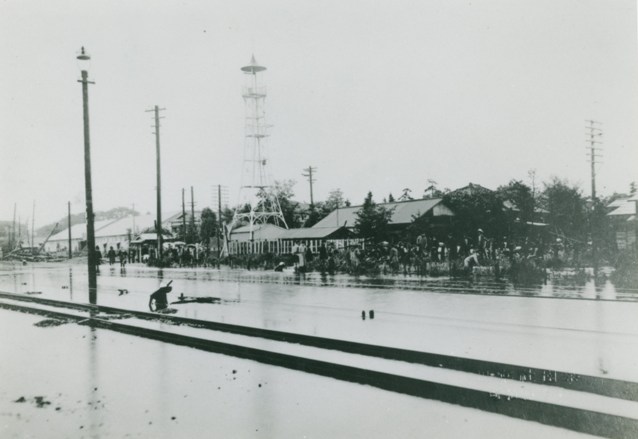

{"left": 149, "top": 280, "right": 173, "bottom": 311}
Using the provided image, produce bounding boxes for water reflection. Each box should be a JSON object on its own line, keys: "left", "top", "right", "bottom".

{"left": 68, "top": 267, "right": 74, "bottom": 300}
{"left": 582, "top": 280, "right": 597, "bottom": 299}
{"left": 88, "top": 322, "right": 101, "bottom": 435}
{"left": 601, "top": 280, "right": 617, "bottom": 301}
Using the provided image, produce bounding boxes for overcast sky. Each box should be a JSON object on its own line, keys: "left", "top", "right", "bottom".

{"left": 2, "top": 0, "right": 637, "bottom": 228}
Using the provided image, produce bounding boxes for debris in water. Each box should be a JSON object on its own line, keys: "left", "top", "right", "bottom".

{"left": 34, "top": 319, "right": 68, "bottom": 327}
{"left": 34, "top": 396, "right": 51, "bottom": 408}
{"left": 14, "top": 396, "right": 26, "bottom": 403}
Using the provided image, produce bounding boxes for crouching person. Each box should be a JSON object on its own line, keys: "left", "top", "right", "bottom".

{"left": 149, "top": 280, "right": 173, "bottom": 312}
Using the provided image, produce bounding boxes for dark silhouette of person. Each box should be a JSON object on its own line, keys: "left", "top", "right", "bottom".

{"left": 149, "top": 280, "right": 173, "bottom": 311}
{"left": 95, "top": 246, "right": 102, "bottom": 271}
{"left": 107, "top": 246, "right": 116, "bottom": 265}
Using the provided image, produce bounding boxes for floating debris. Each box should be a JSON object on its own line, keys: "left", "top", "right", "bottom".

{"left": 34, "top": 319, "right": 69, "bottom": 327}
{"left": 34, "top": 396, "right": 51, "bottom": 408}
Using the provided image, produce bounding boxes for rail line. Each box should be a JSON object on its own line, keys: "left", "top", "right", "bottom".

{"left": 0, "top": 291, "right": 636, "bottom": 402}
{"left": 1, "top": 295, "right": 637, "bottom": 438}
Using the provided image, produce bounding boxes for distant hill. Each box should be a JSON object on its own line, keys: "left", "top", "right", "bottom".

{"left": 36, "top": 207, "right": 138, "bottom": 237}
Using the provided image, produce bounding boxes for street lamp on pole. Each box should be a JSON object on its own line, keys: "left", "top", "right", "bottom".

{"left": 77, "top": 46, "right": 97, "bottom": 304}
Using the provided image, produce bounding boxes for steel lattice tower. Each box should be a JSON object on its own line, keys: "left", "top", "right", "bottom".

{"left": 230, "top": 55, "right": 287, "bottom": 235}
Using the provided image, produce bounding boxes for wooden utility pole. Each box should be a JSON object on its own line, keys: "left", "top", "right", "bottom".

{"left": 146, "top": 105, "right": 166, "bottom": 260}
{"left": 182, "top": 188, "right": 187, "bottom": 243}
{"left": 302, "top": 166, "right": 317, "bottom": 207}
{"left": 10, "top": 203, "right": 16, "bottom": 250}
{"left": 586, "top": 120, "right": 602, "bottom": 280}
{"left": 68, "top": 202, "right": 72, "bottom": 259}
{"left": 190, "top": 186, "right": 196, "bottom": 241}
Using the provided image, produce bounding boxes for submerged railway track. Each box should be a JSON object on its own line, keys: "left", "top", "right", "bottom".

{"left": 1, "top": 291, "right": 637, "bottom": 438}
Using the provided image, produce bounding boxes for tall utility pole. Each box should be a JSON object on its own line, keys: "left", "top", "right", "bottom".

{"left": 190, "top": 186, "right": 196, "bottom": 241}
{"left": 131, "top": 203, "right": 136, "bottom": 242}
{"left": 212, "top": 184, "right": 228, "bottom": 260}
{"left": 586, "top": 120, "right": 602, "bottom": 201}
{"left": 77, "top": 47, "right": 97, "bottom": 303}
{"left": 147, "top": 105, "right": 166, "bottom": 260}
{"left": 586, "top": 120, "right": 602, "bottom": 280}
{"left": 302, "top": 166, "right": 317, "bottom": 206}
{"left": 11, "top": 203, "right": 16, "bottom": 250}
{"left": 182, "top": 188, "right": 187, "bottom": 242}
{"left": 67, "top": 202, "right": 72, "bottom": 259}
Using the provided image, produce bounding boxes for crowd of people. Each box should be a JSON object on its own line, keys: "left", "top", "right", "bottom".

{"left": 283, "top": 229, "right": 579, "bottom": 279}
{"left": 99, "top": 227, "right": 584, "bottom": 282}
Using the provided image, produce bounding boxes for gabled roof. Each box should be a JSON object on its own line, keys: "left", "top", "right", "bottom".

{"left": 607, "top": 200, "right": 636, "bottom": 217}
{"left": 280, "top": 226, "right": 352, "bottom": 240}
{"left": 48, "top": 220, "right": 114, "bottom": 242}
{"left": 46, "top": 213, "right": 174, "bottom": 242}
{"left": 96, "top": 214, "right": 156, "bottom": 238}
{"left": 313, "top": 198, "right": 453, "bottom": 229}
{"left": 450, "top": 183, "right": 493, "bottom": 195}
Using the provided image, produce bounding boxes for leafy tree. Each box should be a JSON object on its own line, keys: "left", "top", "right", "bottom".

{"left": 354, "top": 192, "right": 394, "bottom": 243}
{"left": 388, "top": 193, "right": 395, "bottom": 202}
{"left": 540, "top": 177, "right": 587, "bottom": 242}
{"left": 399, "top": 188, "right": 413, "bottom": 201}
{"left": 325, "top": 188, "right": 346, "bottom": 211}
{"left": 304, "top": 205, "right": 323, "bottom": 227}
{"left": 222, "top": 206, "right": 235, "bottom": 226}
{"left": 497, "top": 180, "right": 535, "bottom": 224}
{"left": 199, "top": 208, "right": 217, "bottom": 248}
{"left": 442, "top": 186, "right": 507, "bottom": 239}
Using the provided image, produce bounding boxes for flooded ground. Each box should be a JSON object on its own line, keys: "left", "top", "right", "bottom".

{"left": 0, "top": 308, "right": 604, "bottom": 439}
{"left": 1, "top": 262, "right": 637, "bottom": 384}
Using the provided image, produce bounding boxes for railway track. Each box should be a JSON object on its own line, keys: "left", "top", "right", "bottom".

{"left": 1, "top": 292, "right": 637, "bottom": 438}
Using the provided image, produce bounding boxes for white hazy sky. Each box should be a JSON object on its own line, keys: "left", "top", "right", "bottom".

{"left": 2, "top": 0, "right": 637, "bottom": 227}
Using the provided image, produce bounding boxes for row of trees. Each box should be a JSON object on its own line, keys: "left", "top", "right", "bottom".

{"left": 351, "top": 177, "right": 632, "bottom": 261}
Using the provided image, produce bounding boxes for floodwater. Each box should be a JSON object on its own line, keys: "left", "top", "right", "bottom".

{"left": 1, "top": 262, "right": 637, "bottom": 438}
{"left": 0, "top": 309, "right": 598, "bottom": 439}
{"left": 1, "top": 262, "right": 638, "bottom": 382}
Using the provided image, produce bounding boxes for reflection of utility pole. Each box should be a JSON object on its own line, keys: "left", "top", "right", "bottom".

{"left": 146, "top": 105, "right": 166, "bottom": 259}
{"left": 68, "top": 202, "right": 72, "bottom": 259}
{"left": 586, "top": 120, "right": 602, "bottom": 279}
{"left": 302, "top": 166, "right": 317, "bottom": 206}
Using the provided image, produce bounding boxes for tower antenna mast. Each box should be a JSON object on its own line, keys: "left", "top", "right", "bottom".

{"left": 230, "top": 55, "right": 287, "bottom": 241}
